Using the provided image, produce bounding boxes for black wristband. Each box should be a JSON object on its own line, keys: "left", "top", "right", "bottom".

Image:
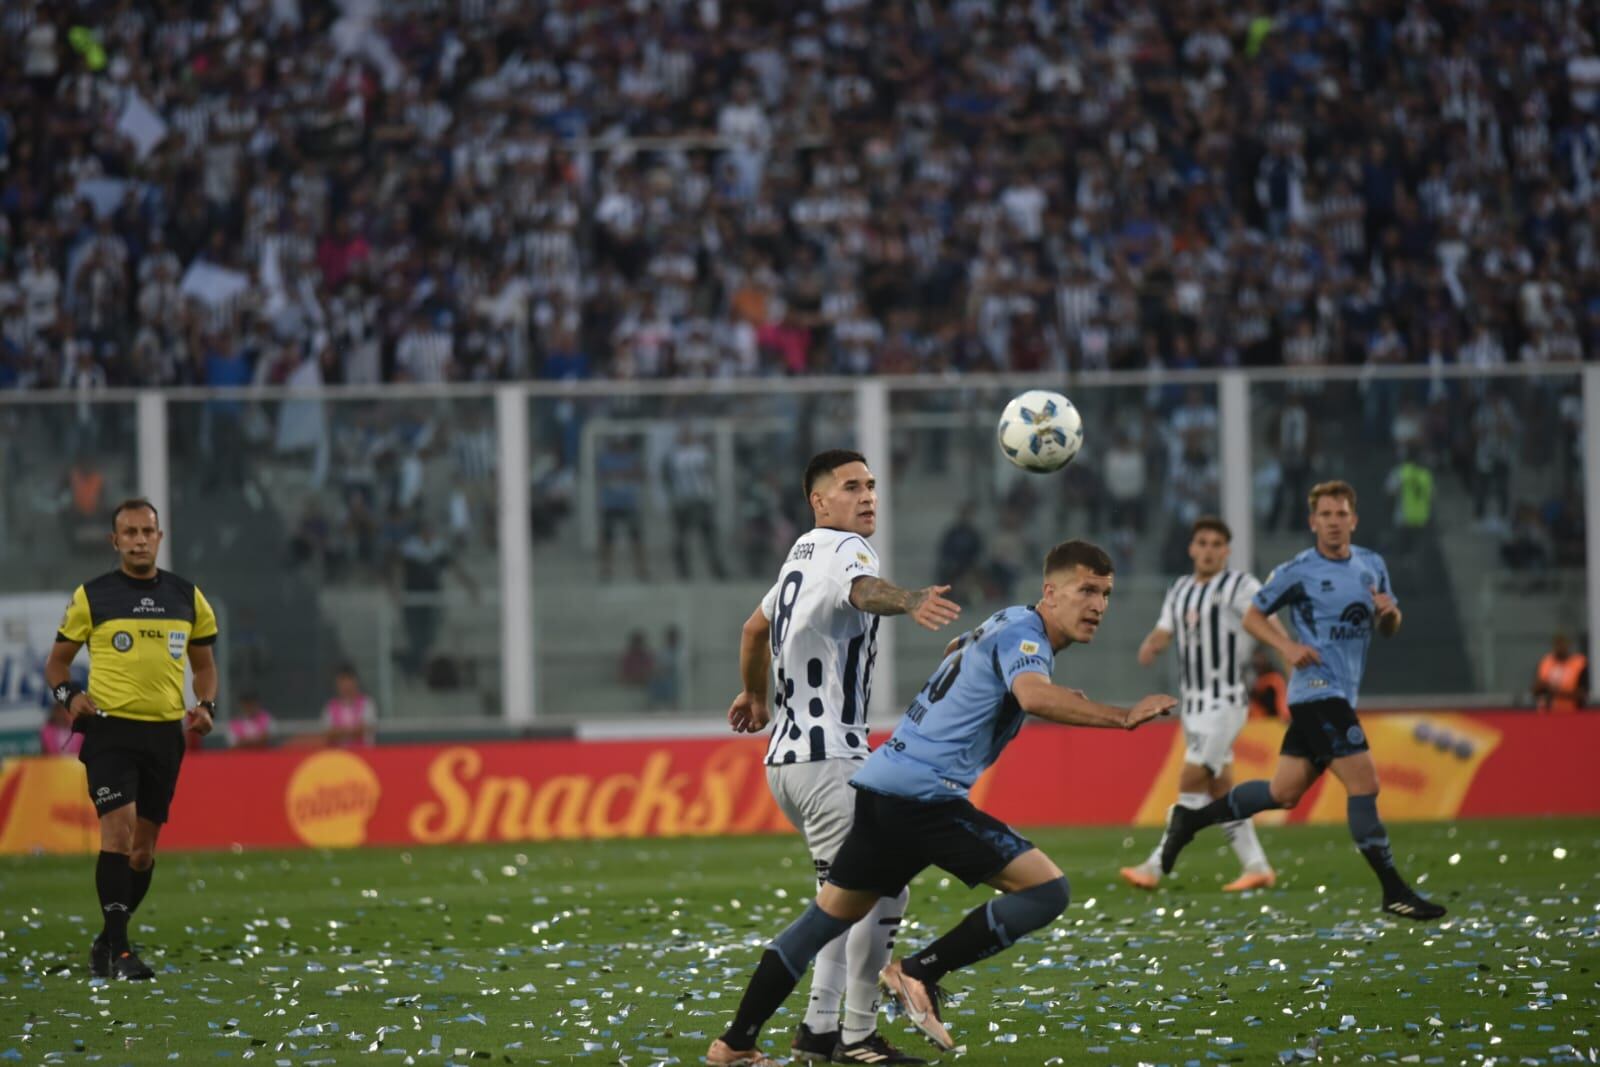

{"left": 52, "top": 682, "right": 82, "bottom": 708}
{"left": 197, "top": 699, "right": 217, "bottom": 714}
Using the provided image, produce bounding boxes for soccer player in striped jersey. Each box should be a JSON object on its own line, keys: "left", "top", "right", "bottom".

{"left": 1159, "top": 482, "right": 1446, "bottom": 921}
{"left": 1119, "top": 517, "right": 1278, "bottom": 892}
{"left": 722, "top": 450, "right": 961, "bottom": 1066}
{"left": 707, "top": 540, "right": 1174, "bottom": 1065}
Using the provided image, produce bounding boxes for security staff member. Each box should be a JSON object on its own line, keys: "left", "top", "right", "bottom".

{"left": 1534, "top": 633, "right": 1589, "bottom": 712}
{"left": 45, "top": 499, "right": 219, "bottom": 981}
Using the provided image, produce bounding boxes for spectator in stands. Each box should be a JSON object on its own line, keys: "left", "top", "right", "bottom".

{"left": 649, "top": 626, "right": 684, "bottom": 710}
{"left": 618, "top": 630, "right": 656, "bottom": 690}
{"left": 662, "top": 426, "right": 725, "bottom": 580}
{"left": 1383, "top": 448, "right": 1435, "bottom": 564}
{"left": 1500, "top": 504, "right": 1552, "bottom": 571}
{"left": 935, "top": 503, "right": 984, "bottom": 603}
{"left": 227, "top": 694, "right": 274, "bottom": 750}
{"left": 1266, "top": 398, "right": 1313, "bottom": 530}
{"left": 324, "top": 665, "right": 376, "bottom": 747}
{"left": 596, "top": 436, "right": 648, "bottom": 581}
{"left": 393, "top": 515, "right": 478, "bottom": 680}
{"left": 1533, "top": 634, "right": 1589, "bottom": 713}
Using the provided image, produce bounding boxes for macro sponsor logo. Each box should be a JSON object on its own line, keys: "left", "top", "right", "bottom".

{"left": 1330, "top": 602, "right": 1372, "bottom": 641}
{"left": 406, "top": 743, "right": 776, "bottom": 845}
{"left": 285, "top": 752, "right": 382, "bottom": 847}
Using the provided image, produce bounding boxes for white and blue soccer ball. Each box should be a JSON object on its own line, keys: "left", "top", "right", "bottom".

{"left": 997, "top": 389, "right": 1084, "bottom": 473}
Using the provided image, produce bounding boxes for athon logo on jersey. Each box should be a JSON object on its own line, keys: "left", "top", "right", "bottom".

{"left": 132, "top": 597, "right": 165, "bottom": 615}
{"left": 1331, "top": 602, "right": 1373, "bottom": 640}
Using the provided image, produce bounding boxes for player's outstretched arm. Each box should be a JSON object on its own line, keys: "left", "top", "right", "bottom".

{"left": 848, "top": 577, "right": 961, "bottom": 631}
{"left": 1011, "top": 673, "right": 1176, "bottom": 729}
{"left": 1242, "top": 605, "right": 1321, "bottom": 667}
{"left": 1136, "top": 627, "right": 1171, "bottom": 666}
{"left": 728, "top": 607, "right": 772, "bottom": 734}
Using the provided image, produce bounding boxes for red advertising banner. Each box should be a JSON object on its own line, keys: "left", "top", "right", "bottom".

{"left": 2, "top": 711, "right": 1595, "bottom": 855}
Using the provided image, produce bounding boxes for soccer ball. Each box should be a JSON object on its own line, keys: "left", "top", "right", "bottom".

{"left": 997, "top": 390, "right": 1084, "bottom": 473}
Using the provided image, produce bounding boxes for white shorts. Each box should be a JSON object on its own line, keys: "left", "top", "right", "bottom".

{"left": 766, "top": 758, "right": 861, "bottom": 881}
{"left": 1181, "top": 700, "right": 1248, "bottom": 776}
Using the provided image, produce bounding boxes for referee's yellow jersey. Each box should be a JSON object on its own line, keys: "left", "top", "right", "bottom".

{"left": 57, "top": 570, "right": 219, "bottom": 722}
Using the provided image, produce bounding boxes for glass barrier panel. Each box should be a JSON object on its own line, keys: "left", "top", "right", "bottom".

{"left": 167, "top": 393, "right": 502, "bottom": 726}
{"left": 529, "top": 388, "right": 859, "bottom": 720}
{"left": 885, "top": 380, "right": 1222, "bottom": 709}
{"left": 1248, "top": 373, "right": 1586, "bottom": 702}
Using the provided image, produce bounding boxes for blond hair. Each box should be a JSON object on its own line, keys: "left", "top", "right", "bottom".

{"left": 1308, "top": 480, "right": 1357, "bottom": 513}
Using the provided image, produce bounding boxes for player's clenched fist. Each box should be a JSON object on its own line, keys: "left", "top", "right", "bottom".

{"left": 1125, "top": 694, "right": 1178, "bottom": 728}
{"left": 908, "top": 585, "right": 961, "bottom": 631}
{"left": 727, "top": 691, "right": 771, "bottom": 734}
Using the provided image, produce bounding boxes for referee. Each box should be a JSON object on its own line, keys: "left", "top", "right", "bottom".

{"left": 45, "top": 499, "right": 220, "bottom": 980}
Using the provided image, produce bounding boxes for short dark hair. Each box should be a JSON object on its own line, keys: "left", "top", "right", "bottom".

{"left": 1191, "top": 516, "right": 1232, "bottom": 542}
{"left": 111, "top": 498, "right": 160, "bottom": 531}
{"left": 804, "top": 449, "right": 868, "bottom": 495}
{"left": 1043, "top": 539, "right": 1114, "bottom": 577}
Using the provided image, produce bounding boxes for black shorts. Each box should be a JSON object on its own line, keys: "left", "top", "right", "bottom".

{"left": 827, "top": 787, "right": 1035, "bottom": 898}
{"left": 1280, "top": 697, "right": 1369, "bottom": 770}
{"left": 78, "top": 716, "right": 186, "bottom": 824}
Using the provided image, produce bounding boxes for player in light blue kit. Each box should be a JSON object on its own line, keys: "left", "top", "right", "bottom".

{"left": 1159, "top": 481, "right": 1447, "bottom": 921}
{"left": 706, "top": 541, "right": 1175, "bottom": 1064}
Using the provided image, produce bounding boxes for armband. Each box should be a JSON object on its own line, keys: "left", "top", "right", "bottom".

{"left": 52, "top": 682, "right": 82, "bottom": 708}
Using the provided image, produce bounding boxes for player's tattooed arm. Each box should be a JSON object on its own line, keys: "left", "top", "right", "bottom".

{"left": 849, "top": 578, "right": 961, "bottom": 631}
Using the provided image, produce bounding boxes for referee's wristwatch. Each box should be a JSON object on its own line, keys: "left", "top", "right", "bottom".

{"left": 197, "top": 699, "right": 217, "bottom": 715}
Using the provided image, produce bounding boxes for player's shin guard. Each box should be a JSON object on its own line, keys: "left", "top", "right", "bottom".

{"left": 96, "top": 851, "right": 133, "bottom": 953}
{"left": 842, "top": 887, "right": 907, "bottom": 1043}
{"left": 902, "top": 877, "right": 1068, "bottom": 986}
{"left": 722, "top": 904, "right": 854, "bottom": 1051}
{"left": 1347, "top": 794, "right": 1408, "bottom": 897}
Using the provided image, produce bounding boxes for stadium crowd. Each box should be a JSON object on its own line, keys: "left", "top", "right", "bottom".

{"left": 0, "top": 0, "right": 1589, "bottom": 609}
{"left": 1, "top": 0, "right": 1598, "bottom": 393}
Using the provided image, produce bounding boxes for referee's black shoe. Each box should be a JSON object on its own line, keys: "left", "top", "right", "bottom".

{"left": 110, "top": 949, "right": 155, "bottom": 981}
{"left": 1159, "top": 803, "right": 1206, "bottom": 875}
{"left": 790, "top": 1023, "right": 839, "bottom": 1062}
{"left": 89, "top": 935, "right": 112, "bottom": 978}
{"left": 833, "top": 1031, "right": 927, "bottom": 1064}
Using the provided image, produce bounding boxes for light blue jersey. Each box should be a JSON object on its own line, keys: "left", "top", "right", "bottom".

{"left": 1253, "top": 545, "right": 1395, "bottom": 708}
{"left": 851, "top": 606, "right": 1053, "bottom": 802}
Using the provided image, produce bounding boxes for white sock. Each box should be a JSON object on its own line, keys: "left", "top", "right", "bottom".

{"left": 840, "top": 887, "right": 908, "bottom": 1043}
{"left": 1222, "top": 816, "right": 1270, "bottom": 871}
{"left": 804, "top": 923, "right": 848, "bottom": 1035}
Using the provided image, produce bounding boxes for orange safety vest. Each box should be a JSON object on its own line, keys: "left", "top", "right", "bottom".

{"left": 1249, "top": 671, "right": 1288, "bottom": 719}
{"left": 1537, "top": 653, "right": 1588, "bottom": 712}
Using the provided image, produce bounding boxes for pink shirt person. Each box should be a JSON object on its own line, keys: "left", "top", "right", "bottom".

{"left": 323, "top": 667, "right": 375, "bottom": 747}
{"left": 40, "top": 706, "right": 83, "bottom": 756}
{"left": 228, "top": 700, "right": 275, "bottom": 749}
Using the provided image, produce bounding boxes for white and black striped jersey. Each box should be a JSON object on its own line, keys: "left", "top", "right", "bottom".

{"left": 760, "top": 527, "right": 881, "bottom": 766}
{"left": 1155, "top": 570, "right": 1261, "bottom": 713}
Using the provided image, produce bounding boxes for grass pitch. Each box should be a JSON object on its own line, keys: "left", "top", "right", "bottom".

{"left": 1, "top": 818, "right": 1595, "bottom": 1065}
